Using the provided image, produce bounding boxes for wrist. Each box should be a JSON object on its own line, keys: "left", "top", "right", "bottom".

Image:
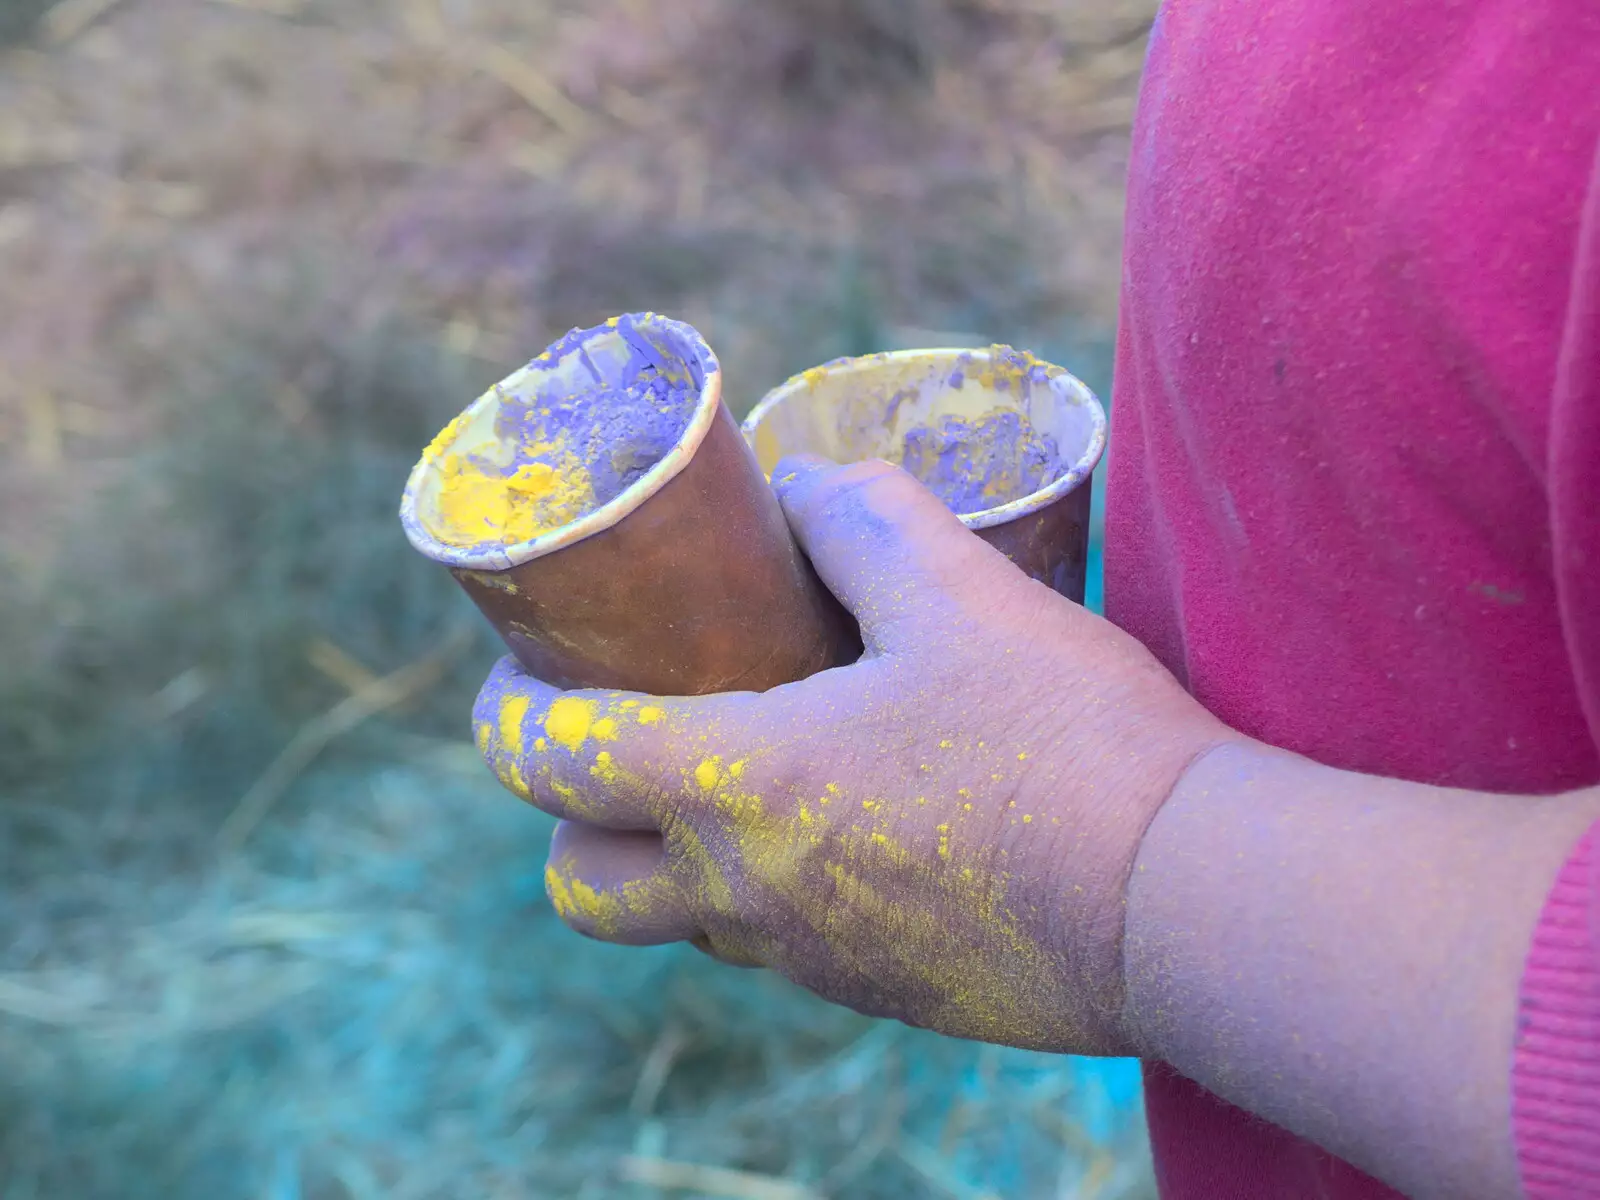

{"left": 1113, "top": 736, "right": 1269, "bottom": 1059}
{"left": 1042, "top": 699, "right": 1248, "bottom": 1056}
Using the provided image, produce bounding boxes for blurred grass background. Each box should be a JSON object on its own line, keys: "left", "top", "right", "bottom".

{"left": 0, "top": 0, "right": 1155, "bottom": 1195}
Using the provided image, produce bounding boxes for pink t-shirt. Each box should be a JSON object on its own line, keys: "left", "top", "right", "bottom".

{"left": 1104, "top": 1, "right": 1600, "bottom": 1196}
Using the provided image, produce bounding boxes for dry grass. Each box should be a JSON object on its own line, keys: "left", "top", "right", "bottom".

{"left": 0, "top": 0, "right": 1147, "bottom": 544}
{"left": 0, "top": 0, "right": 1156, "bottom": 1194}
{"left": 0, "top": 745, "right": 1155, "bottom": 1198}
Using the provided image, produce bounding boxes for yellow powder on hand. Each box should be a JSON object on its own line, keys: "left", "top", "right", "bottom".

{"left": 545, "top": 696, "right": 597, "bottom": 752}
{"left": 498, "top": 694, "right": 531, "bottom": 757}
{"left": 694, "top": 758, "right": 722, "bottom": 791}
{"left": 591, "top": 750, "right": 622, "bottom": 786}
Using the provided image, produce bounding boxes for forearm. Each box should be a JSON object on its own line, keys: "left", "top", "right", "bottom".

{"left": 1120, "top": 741, "right": 1600, "bottom": 1200}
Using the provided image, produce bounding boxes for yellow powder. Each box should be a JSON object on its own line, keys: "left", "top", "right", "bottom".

{"left": 591, "top": 750, "right": 621, "bottom": 786}
{"left": 459, "top": 569, "right": 520, "bottom": 595}
{"left": 664, "top": 822, "right": 738, "bottom": 918}
{"left": 496, "top": 758, "right": 527, "bottom": 797}
{"left": 635, "top": 756, "right": 1081, "bottom": 1047}
{"left": 427, "top": 442, "right": 597, "bottom": 549}
{"left": 637, "top": 705, "right": 665, "bottom": 725}
{"left": 798, "top": 365, "right": 830, "bottom": 391}
{"left": 694, "top": 757, "right": 724, "bottom": 791}
{"left": 591, "top": 717, "right": 620, "bottom": 742}
{"left": 545, "top": 866, "right": 625, "bottom": 936}
{"left": 498, "top": 694, "right": 530, "bottom": 757}
{"left": 421, "top": 410, "right": 472, "bottom": 463}
{"left": 545, "top": 697, "right": 596, "bottom": 752}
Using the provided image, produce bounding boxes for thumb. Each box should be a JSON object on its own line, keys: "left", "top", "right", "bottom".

{"left": 771, "top": 455, "right": 1020, "bottom": 651}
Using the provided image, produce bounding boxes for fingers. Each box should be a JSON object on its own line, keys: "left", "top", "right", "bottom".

{"left": 473, "top": 658, "right": 673, "bottom": 829}
{"left": 545, "top": 821, "right": 700, "bottom": 945}
{"left": 770, "top": 455, "right": 1015, "bottom": 650}
{"left": 690, "top": 933, "right": 766, "bottom": 969}
{"left": 473, "top": 656, "right": 755, "bottom": 829}
{"left": 545, "top": 824, "right": 768, "bottom": 962}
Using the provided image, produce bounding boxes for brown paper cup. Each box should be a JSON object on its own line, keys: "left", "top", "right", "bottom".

{"left": 400, "top": 314, "right": 857, "bottom": 694}
{"left": 741, "top": 347, "right": 1108, "bottom": 602}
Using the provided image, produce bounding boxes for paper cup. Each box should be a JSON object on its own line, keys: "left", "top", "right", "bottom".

{"left": 742, "top": 347, "right": 1107, "bottom": 601}
{"left": 400, "top": 313, "right": 858, "bottom": 693}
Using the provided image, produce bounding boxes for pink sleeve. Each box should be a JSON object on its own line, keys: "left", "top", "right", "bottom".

{"left": 1513, "top": 819, "right": 1600, "bottom": 1197}
{"left": 1520, "top": 127, "right": 1600, "bottom": 1200}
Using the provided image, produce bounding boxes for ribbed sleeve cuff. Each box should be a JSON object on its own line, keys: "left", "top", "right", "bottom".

{"left": 1513, "top": 819, "right": 1600, "bottom": 1198}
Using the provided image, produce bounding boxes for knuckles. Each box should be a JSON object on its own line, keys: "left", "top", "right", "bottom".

{"left": 783, "top": 459, "right": 916, "bottom": 536}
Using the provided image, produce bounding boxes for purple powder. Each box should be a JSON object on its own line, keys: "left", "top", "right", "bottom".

{"left": 491, "top": 313, "right": 707, "bottom": 507}
{"left": 899, "top": 409, "right": 1063, "bottom": 515}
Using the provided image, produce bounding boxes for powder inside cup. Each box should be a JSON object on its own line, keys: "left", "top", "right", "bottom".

{"left": 422, "top": 316, "right": 702, "bottom": 551}
{"left": 898, "top": 408, "right": 1063, "bottom": 515}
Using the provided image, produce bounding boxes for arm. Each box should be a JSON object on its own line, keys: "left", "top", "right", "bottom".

{"left": 1123, "top": 743, "right": 1600, "bottom": 1200}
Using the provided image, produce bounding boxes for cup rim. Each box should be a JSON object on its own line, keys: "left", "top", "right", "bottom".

{"left": 399, "top": 314, "right": 723, "bottom": 573}
{"left": 740, "top": 346, "right": 1108, "bottom": 532}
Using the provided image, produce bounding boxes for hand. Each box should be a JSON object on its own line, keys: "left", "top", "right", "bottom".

{"left": 473, "top": 457, "right": 1236, "bottom": 1055}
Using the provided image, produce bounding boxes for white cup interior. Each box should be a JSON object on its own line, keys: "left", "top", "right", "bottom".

{"left": 742, "top": 348, "right": 1106, "bottom": 528}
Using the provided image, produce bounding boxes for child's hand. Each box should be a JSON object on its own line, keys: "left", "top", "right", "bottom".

{"left": 473, "top": 457, "right": 1235, "bottom": 1055}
